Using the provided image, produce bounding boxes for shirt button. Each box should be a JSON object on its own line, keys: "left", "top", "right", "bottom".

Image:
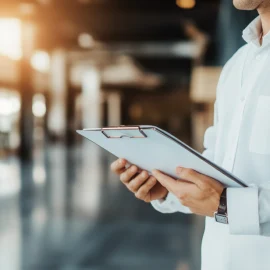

{"left": 240, "top": 96, "right": 245, "bottom": 102}
{"left": 256, "top": 54, "right": 261, "bottom": 61}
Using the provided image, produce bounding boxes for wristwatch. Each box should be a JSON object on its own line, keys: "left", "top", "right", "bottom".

{"left": 214, "top": 188, "right": 229, "bottom": 224}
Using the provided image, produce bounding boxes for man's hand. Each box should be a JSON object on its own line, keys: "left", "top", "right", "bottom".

{"left": 110, "top": 158, "right": 168, "bottom": 202}
{"left": 152, "top": 167, "right": 224, "bottom": 217}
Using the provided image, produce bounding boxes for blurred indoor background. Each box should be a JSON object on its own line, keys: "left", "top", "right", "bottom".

{"left": 0, "top": 1, "right": 256, "bottom": 270}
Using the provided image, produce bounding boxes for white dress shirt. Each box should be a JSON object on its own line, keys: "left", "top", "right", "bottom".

{"left": 151, "top": 16, "right": 270, "bottom": 270}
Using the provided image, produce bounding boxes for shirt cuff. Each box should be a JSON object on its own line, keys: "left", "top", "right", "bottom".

{"left": 151, "top": 192, "right": 192, "bottom": 214}
{"left": 227, "top": 187, "right": 260, "bottom": 235}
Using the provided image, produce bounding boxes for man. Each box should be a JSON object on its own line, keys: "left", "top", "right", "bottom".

{"left": 111, "top": 1, "right": 270, "bottom": 269}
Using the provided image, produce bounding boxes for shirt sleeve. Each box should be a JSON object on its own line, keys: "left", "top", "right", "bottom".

{"left": 151, "top": 55, "right": 231, "bottom": 215}
{"left": 151, "top": 95, "right": 218, "bottom": 215}
{"left": 227, "top": 184, "right": 270, "bottom": 236}
{"left": 201, "top": 63, "right": 223, "bottom": 162}
{"left": 201, "top": 101, "right": 218, "bottom": 163}
{"left": 151, "top": 192, "right": 192, "bottom": 214}
{"left": 202, "top": 53, "right": 237, "bottom": 159}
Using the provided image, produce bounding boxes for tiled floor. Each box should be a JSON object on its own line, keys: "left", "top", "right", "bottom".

{"left": 0, "top": 142, "right": 205, "bottom": 270}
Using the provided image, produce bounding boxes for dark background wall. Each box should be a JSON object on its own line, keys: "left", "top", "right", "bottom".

{"left": 217, "top": 0, "right": 257, "bottom": 65}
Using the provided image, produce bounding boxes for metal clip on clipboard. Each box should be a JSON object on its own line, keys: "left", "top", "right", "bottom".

{"left": 101, "top": 126, "right": 147, "bottom": 139}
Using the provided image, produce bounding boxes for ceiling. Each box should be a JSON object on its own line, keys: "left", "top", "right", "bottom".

{"left": 1, "top": 0, "right": 221, "bottom": 87}
{"left": 2, "top": 0, "right": 221, "bottom": 46}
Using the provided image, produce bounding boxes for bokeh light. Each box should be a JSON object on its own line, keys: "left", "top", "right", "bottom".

{"left": 0, "top": 19, "right": 22, "bottom": 60}
{"left": 78, "top": 33, "right": 95, "bottom": 48}
{"left": 32, "top": 94, "right": 46, "bottom": 118}
{"left": 31, "top": 51, "right": 50, "bottom": 73}
{"left": 176, "top": 0, "right": 196, "bottom": 9}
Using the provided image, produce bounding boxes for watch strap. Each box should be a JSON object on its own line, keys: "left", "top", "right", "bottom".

{"left": 218, "top": 188, "right": 227, "bottom": 215}
{"left": 214, "top": 188, "right": 228, "bottom": 224}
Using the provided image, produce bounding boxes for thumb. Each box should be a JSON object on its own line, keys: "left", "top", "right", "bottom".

{"left": 152, "top": 169, "right": 177, "bottom": 192}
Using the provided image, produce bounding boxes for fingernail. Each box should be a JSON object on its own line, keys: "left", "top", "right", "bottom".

{"left": 176, "top": 167, "right": 183, "bottom": 174}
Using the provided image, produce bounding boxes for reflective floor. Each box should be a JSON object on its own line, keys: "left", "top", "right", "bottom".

{"left": 0, "top": 142, "right": 205, "bottom": 270}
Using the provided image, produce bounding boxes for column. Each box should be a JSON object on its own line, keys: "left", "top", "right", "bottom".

{"left": 47, "top": 49, "right": 68, "bottom": 140}
{"left": 19, "top": 21, "right": 35, "bottom": 160}
{"left": 66, "top": 72, "right": 76, "bottom": 145}
{"left": 81, "top": 67, "right": 102, "bottom": 128}
{"left": 107, "top": 91, "right": 121, "bottom": 126}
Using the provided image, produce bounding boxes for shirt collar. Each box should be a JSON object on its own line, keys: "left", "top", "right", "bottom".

{"left": 242, "top": 16, "right": 270, "bottom": 48}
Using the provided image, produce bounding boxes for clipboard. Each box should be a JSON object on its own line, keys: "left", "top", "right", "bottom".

{"left": 77, "top": 125, "right": 247, "bottom": 188}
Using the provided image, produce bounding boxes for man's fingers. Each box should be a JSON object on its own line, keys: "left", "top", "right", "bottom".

{"left": 127, "top": 170, "right": 149, "bottom": 192}
{"left": 135, "top": 176, "right": 157, "bottom": 202}
{"left": 110, "top": 158, "right": 127, "bottom": 175}
{"left": 176, "top": 167, "right": 203, "bottom": 187}
{"left": 175, "top": 167, "right": 223, "bottom": 193}
{"left": 120, "top": 165, "right": 138, "bottom": 183}
{"left": 152, "top": 169, "right": 177, "bottom": 192}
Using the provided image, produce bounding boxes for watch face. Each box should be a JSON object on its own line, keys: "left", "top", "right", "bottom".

{"left": 215, "top": 213, "right": 228, "bottom": 224}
